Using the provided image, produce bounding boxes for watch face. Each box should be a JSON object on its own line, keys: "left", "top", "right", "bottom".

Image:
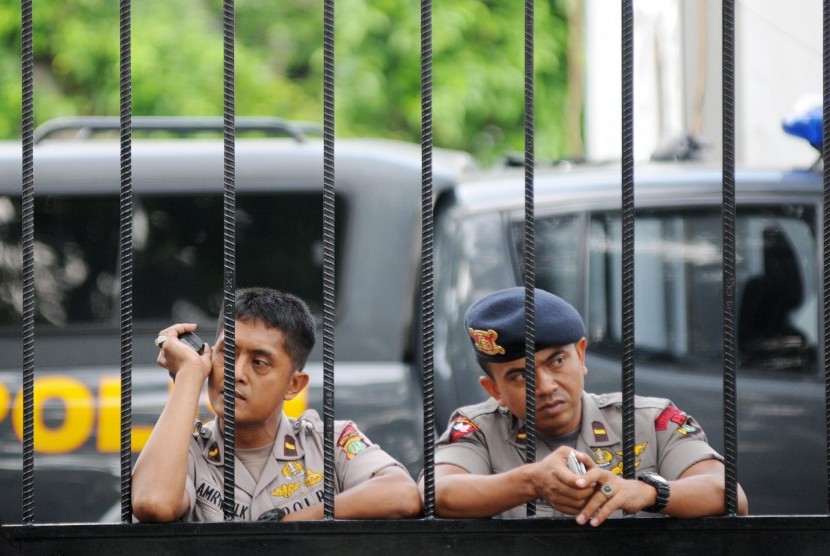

{"left": 642, "top": 472, "right": 667, "bottom": 485}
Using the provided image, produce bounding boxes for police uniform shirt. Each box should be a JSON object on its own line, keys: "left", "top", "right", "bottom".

{"left": 184, "top": 409, "right": 403, "bottom": 521}
{"left": 435, "top": 392, "right": 722, "bottom": 519}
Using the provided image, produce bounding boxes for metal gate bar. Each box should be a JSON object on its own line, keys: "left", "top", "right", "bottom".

{"left": 20, "top": 0, "right": 36, "bottom": 527}
{"left": 824, "top": 0, "right": 830, "bottom": 516}
{"left": 620, "top": 0, "right": 636, "bottom": 483}
{"left": 221, "top": 0, "right": 238, "bottom": 523}
{"left": 721, "top": 0, "right": 739, "bottom": 516}
{"left": 118, "top": 0, "right": 134, "bottom": 524}
{"left": 522, "top": 0, "right": 537, "bottom": 518}
{"left": 420, "top": 0, "right": 436, "bottom": 520}
{"left": 322, "top": 0, "right": 337, "bottom": 521}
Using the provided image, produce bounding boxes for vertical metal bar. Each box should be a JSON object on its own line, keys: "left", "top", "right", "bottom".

{"left": 222, "top": 0, "right": 237, "bottom": 522}
{"left": 322, "top": 0, "right": 336, "bottom": 521}
{"left": 119, "top": 0, "right": 133, "bottom": 524}
{"left": 721, "top": 0, "right": 739, "bottom": 516}
{"left": 822, "top": 0, "right": 830, "bottom": 516}
{"left": 420, "top": 0, "right": 436, "bottom": 520}
{"left": 523, "top": 0, "right": 537, "bottom": 518}
{"left": 620, "top": 0, "right": 636, "bottom": 482}
{"left": 20, "top": 0, "right": 35, "bottom": 526}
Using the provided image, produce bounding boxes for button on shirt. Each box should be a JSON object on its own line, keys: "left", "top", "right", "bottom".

{"left": 435, "top": 392, "right": 722, "bottom": 519}
{"left": 185, "top": 410, "right": 403, "bottom": 521}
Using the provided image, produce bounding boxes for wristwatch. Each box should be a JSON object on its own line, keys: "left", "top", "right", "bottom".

{"left": 637, "top": 471, "right": 670, "bottom": 513}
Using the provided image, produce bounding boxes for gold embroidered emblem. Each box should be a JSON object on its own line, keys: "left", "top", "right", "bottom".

{"left": 282, "top": 462, "right": 304, "bottom": 479}
{"left": 271, "top": 483, "right": 301, "bottom": 498}
{"left": 468, "top": 328, "right": 506, "bottom": 356}
{"left": 304, "top": 469, "right": 323, "bottom": 486}
{"left": 606, "top": 442, "right": 648, "bottom": 475}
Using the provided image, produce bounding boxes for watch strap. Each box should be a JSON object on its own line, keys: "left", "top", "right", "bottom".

{"left": 638, "top": 472, "right": 670, "bottom": 513}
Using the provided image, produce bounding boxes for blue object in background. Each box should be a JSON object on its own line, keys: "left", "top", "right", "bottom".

{"left": 782, "top": 105, "right": 823, "bottom": 149}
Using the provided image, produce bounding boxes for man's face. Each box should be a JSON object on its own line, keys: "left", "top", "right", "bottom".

{"left": 208, "top": 319, "right": 308, "bottom": 432}
{"left": 480, "top": 338, "right": 587, "bottom": 437}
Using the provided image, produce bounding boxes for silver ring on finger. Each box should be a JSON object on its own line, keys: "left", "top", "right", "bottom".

{"left": 154, "top": 334, "right": 168, "bottom": 348}
{"left": 600, "top": 483, "right": 614, "bottom": 499}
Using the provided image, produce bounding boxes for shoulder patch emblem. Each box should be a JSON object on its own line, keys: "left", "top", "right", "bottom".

{"left": 654, "top": 406, "right": 685, "bottom": 431}
{"left": 468, "top": 328, "right": 506, "bottom": 356}
{"left": 449, "top": 417, "right": 480, "bottom": 443}
{"left": 337, "top": 424, "right": 370, "bottom": 460}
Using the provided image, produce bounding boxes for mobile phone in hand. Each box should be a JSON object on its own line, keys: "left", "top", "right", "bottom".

{"left": 179, "top": 332, "right": 205, "bottom": 354}
{"left": 168, "top": 332, "right": 206, "bottom": 382}
{"left": 567, "top": 450, "right": 586, "bottom": 476}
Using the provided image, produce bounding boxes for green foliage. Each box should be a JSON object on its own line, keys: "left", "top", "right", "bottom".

{"left": 0, "top": 0, "right": 574, "bottom": 165}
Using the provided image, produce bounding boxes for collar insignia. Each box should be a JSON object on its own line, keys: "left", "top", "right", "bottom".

{"left": 592, "top": 420, "right": 609, "bottom": 443}
{"left": 283, "top": 434, "right": 298, "bottom": 457}
{"left": 207, "top": 441, "right": 221, "bottom": 462}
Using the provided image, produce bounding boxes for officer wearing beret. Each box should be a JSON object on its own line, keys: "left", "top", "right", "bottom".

{"left": 429, "top": 287, "right": 748, "bottom": 524}
{"left": 132, "top": 288, "right": 422, "bottom": 522}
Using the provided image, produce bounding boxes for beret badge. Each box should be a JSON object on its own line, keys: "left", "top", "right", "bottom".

{"left": 468, "top": 328, "right": 506, "bottom": 356}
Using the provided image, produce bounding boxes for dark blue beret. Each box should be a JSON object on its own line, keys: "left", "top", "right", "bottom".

{"left": 464, "top": 287, "right": 586, "bottom": 363}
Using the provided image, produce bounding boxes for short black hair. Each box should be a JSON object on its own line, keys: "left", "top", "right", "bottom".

{"left": 217, "top": 288, "right": 316, "bottom": 371}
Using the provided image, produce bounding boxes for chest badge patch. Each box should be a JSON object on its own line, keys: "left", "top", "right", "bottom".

{"left": 468, "top": 328, "right": 506, "bottom": 356}
{"left": 305, "top": 469, "right": 323, "bottom": 486}
{"left": 282, "top": 462, "right": 304, "bottom": 480}
{"left": 271, "top": 483, "right": 301, "bottom": 498}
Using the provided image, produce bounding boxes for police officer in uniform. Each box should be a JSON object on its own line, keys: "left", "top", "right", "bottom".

{"left": 132, "top": 288, "right": 421, "bottom": 522}
{"left": 430, "top": 287, "right": 748, "bottom": 524}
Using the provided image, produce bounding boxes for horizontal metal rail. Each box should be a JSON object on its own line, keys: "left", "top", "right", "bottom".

{"left": 3, "top": 518, "right": 830, "bottom": 556}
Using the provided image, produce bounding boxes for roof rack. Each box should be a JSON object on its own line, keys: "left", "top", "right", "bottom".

{"left": 33, "top": 116, "right": 322, "bottom": 144}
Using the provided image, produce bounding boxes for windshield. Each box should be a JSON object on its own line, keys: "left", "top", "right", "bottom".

{"left": 0, "top": 191, "right": 344, "bottom": 332}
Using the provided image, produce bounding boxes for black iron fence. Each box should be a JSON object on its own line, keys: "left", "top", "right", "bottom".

{"left": 3, "top": 0, "right": 830, "bottom": 554}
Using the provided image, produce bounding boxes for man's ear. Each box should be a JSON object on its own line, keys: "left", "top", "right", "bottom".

{"left": 479, "top": 375, "right": 503, "bottom": 405}
{"left": 285, "top": 370, "right": 309, "bottom": 401}
{"left": 575, "top": 337, "right": 588, "bottom": 376}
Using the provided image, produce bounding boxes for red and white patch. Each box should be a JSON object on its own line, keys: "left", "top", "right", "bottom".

{"left": 654, "top": 406, "right": 687, "bottom": 431}
{"left": 449, "top": 417, "right": 480, "bottom": 443}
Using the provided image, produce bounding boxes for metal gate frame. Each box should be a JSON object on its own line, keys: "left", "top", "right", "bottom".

{"left": 4, "top": 0, "right": 830, "bottom": 553}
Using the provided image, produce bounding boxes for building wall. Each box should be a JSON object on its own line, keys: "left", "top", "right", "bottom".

{"left": 585, "top": 0, "right": 822, "bottom": 169}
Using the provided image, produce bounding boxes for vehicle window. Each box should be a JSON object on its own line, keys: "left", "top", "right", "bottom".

{"left": 580, "top": 206, "right": 817, "bottom": 372}
{"left": 511, "top": 214, "right": 582, "bottom": 307}
{"left": 0, "top": 192, "right": 345, "bottom": 331}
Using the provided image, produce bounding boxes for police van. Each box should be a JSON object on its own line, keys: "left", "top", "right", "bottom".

{"left": 0, "top": 116, "right": 476, "bottom": 522}
{"left": 0, "top": 115, "right": 824, "bottom": 522}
